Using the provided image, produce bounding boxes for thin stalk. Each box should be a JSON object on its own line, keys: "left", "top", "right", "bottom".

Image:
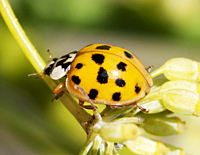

{"left": 150, "top": 65, "right": 165, "bottom": 78}
{"left": 0, "top": 0, "right": 92, "bottom": 131}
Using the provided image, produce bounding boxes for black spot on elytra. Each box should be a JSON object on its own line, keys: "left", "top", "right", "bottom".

{"left": 124, "top": 51, "right": 133, "bottom": 59}
{"left": 135, "top": 84, "right": 141, "bottom": 94}
{"left": 115, "top": 79, "right": 126, "bottom": 87}
{"left": 96, "top": 45, "right": 111, "bottom": 50}
{"left": 92, "top": 54, "right": 105, "bottom": 65}
{"left": 117, "top": 62, "right": 127, "bottom": 71}
{"left": 97, "top": 67, "right": 108, "bottom": 84}
{"left": 71, "top": 75, "right": 81, "bottom": 85}
{"left": 112, "top": 92, "right": 121, "bottom": 101}
{"left": 75, "top": 63, "right": 83, "bottom": 69}
{"left": 88, "top": 89, "right": 98, "bottom": 99}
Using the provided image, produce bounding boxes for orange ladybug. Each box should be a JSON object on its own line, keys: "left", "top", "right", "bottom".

{"left": 31, "top": 44, "right": 153, "bottom": 110}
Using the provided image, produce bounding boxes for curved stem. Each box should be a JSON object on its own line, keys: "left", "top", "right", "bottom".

{"left": 0, "top": 0, "right": 92, "bottom": 131}
{"left": 150, "top": 65, "right": 165, "bottom": 78}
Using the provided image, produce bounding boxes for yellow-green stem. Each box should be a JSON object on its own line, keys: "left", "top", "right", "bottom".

{"left": 150, "top": 66, "right": 165, "bottom": 78}
{"left": 0, "top": 0, "right": 92, "bottom": 131}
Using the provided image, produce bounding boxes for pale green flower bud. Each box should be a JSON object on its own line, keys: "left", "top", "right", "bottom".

{"left": 166, "top": 144, "right": 189, "bottom": 155}
{"left": 163, "top": 89, "right": 200, "bottom": 116}
{"left": 138, "top": 78, "right": 168, "bottom": 114}
{"left": 140, "top": 100, "right": 166, "bottom": 114}
{"left": 99, "top": 124, "right": 140, "bottom": 143}
{"left": 142, "top": 117, "right": 186, "bottom": 136}
{"left": 124, "top": 136, "right": 168, "bottom": 155}
{"left": 151, "top": 58, "right": 200, "bottom": 82}
{"left": 160, "top": 80, "right": 200, "bottom": 96}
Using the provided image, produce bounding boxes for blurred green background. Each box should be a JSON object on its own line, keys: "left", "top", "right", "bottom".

{"left": 1, "top": 0, "right": 200, "bottom": 154}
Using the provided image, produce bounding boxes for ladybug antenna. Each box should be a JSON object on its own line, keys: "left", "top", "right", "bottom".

{"left": 47, "top": 49, "right": 52, "bottom": 63}
{"left": 28, "top": 49, "right": 51, "bottom": 78}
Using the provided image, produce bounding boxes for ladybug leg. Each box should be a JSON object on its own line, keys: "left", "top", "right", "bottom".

{"left": 146, "top": 66, "right": 153, "bottom": 73}
{"left": 75, "top": 85, "right": 102, "bottom": 121}
{"left": 28, "top": 71, "right": 46, "bottom": 78}
{"left": 79, "top": 100, "right": 93, "bottom": 109}
{"left": 28, "top": 49, "right": 52, "bottom": 78}
{"left": 74, "top": 85, "right": 97, "bottom": 110}
{"left": 136, "top": 104, "right": 149, "bottom": 113}
{"left": 52, "top": 82, "right": 65, "bottom": 101}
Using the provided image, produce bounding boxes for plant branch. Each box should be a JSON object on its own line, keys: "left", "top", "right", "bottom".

{"left": 0, "top": 0, "right": 92, "bottom": 131}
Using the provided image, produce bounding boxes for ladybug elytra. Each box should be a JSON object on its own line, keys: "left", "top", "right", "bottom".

{"left": 31, "top": 44, "right": 153, "bottom": 109}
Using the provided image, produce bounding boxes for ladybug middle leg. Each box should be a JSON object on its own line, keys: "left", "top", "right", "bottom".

{"left": 79, "top": 100, "right": 94, "bottom": 109}
{"left": 52, "top": 81, "right": 65, "bottom": 101}
{"left": 74, "top": 85, "right": 101, "bottom": 121}
{"left": 74, "top": 85, "right": 97, "bottom": 110}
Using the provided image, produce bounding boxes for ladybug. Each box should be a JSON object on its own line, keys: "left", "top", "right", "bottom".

{"left": 31, "top": 44, "right": 153, "bottom": 110}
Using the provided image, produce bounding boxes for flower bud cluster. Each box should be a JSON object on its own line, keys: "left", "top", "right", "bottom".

{"left": 80, "top": 57, "right": 199, "bottom": 155}
{"left": 144, "top": 58, "right": 200, "bottom": 116}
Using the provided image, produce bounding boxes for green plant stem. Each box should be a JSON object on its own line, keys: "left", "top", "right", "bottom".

{"left": 0, "top": 0, "right": 92, "bottom": 131}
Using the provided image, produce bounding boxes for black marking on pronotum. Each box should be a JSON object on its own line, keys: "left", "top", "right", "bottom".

{"left": 71, "top": 75, "right": 81, "bottom": 85}
{"left": 96, "top": 45, "right": 111, "bottom": 50}
{"left": 75, "top": 63, "right": 83, "bottom": 69}
{"left": 124, "top": 51, "right": 133, "bottom": 59}
{"left": 112, "top": 92, "right": 121, "bottom": 101}
{"left": 97, "top": 67, "right": 108, "bottom": 84}
{"left": 56, "top": 58, "right": 72, "bottom": 70}
{"left": 117, "top": 62, "right": 127, "bottom": 71}
{"left": 88, "top": 89, "right": 98, "bottom": 99}
{"left": 62, "top": 62, "right": 72, "bottom": 70}
{"left": 60, "top": 51, "right": 77, "bottom": 58}
{"left": 135, "top": 84, "right": 141, "bottom": 94}
{"left": 115, "top": 78, "right": 126, "bottom": 87}
{"left": 92, "top": 54, "right": 105, "bottom": 65}
{"left": 56, "top": 58, "right": 68, "bottom": 67}
{"left": 52, "top": 58, "right": 59, "bottom": 62}
{"left": 44, "top": 58, "right": 58, "bottom": 75}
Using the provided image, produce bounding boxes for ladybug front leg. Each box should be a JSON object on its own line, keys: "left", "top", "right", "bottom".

{"left": 52, "top": 81, "right": 66, "bottom": 101}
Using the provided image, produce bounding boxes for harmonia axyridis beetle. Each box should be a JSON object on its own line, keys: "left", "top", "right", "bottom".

{"left": 30, "top": 44, "right": 153, "bottom": 110}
